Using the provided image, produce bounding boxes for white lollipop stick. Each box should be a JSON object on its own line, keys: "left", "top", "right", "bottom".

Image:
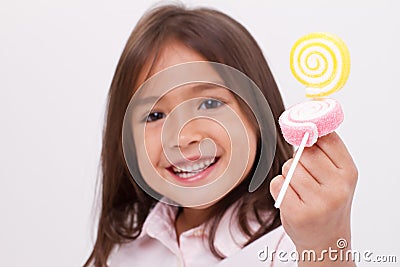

{"left": 274, "top": 132, "right": 309, "bottom": 208}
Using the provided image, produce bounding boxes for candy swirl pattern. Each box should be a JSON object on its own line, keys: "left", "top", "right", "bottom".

{"left": 290, "top": 32, "right": 351, "bottom": 98}
{"left": 279, "top": 98, "right": 344, "bottom": 147}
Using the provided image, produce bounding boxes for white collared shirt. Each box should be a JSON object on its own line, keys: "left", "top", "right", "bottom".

{"left": 108, "top": 201, "right": 297, "bottom": 267}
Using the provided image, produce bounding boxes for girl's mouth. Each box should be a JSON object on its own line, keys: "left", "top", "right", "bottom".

{"left": 167, "top": 157, "right": 220, "bottom": 184}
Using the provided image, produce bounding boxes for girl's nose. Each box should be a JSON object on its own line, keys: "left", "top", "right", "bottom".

{"left": 176, "top": 123, "right": 203, "bottom": 149}
{"left": 162, "top": 116, "right": 204, "bottom": 150}
{"left": 160, "top": 99, "right": 208, "bottom": 152}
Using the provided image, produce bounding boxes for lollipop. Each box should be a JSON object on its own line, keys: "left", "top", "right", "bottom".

{"left": 274, "top": 32, "right": 350, "bottom": 208}
{"left": 279, "top": 98, "right": 344, "bottom": 147}
{"left": 290, "top": 32, "right": 350, "bottom": 98}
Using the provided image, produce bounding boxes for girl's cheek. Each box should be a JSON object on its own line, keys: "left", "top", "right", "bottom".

{"left": 144, "top": 128, "right": 162, "bottom": 166}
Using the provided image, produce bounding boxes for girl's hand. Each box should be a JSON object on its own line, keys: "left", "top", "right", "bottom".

{"left": 270, "top": 132, "right": 358, "bottom": 266}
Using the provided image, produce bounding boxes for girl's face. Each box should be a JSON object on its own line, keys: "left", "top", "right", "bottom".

{"left": 132, "top": 41, "right": 258, "bottom": 207}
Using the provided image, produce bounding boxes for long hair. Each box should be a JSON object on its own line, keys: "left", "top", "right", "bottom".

{"left": 84, "top": 4, "right": 292, "bottom": 267}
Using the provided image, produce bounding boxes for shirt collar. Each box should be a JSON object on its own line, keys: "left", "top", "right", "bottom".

{"left": 138, "top": 200, "right": 179, "bottom": 240}
{"left": 138, "top": 200, "right": 261, "bottom": 257}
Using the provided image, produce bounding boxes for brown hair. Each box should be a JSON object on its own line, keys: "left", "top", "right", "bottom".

{"left": 84, "top": 4, "right": 292, "bottom": 267}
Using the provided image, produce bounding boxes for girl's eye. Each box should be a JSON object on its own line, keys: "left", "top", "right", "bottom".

{"left": 146, "top": 112, "right": 165, "bottom": 122}
{"left": 198, "top": 99, "right": 224, "bottom": 110}
{"left": 145, "top": 99, "right": 223, "bottom": 122}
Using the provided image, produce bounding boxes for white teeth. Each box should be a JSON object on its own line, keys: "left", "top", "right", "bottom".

{"left": 176, "top": 172, "right": 194, "bottom": 179}
{"left": 186, "top": 165, "right": 193, "bottom": 172}
{"left": 171, "top": 157, "right": 216, "bottom": 176}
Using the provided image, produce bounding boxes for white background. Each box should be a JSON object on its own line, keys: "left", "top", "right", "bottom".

{"left": 1, "top": 0, "right": 399, "bottom": 266}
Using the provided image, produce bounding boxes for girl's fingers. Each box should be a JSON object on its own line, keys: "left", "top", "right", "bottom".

{"left": 298, "top": 144, "right": 336, "bottom": 185}
{"left": 270, "top": 175, "right": 303, "bottom": 212}
{"left": 315, "top": 132, "right": 355, "bottom": 170}
{"left": 281, "top": 159, "right": 321, "bottom": 204}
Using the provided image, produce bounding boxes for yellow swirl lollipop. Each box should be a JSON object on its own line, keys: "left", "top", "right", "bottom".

{"left": 290, "top": 32, "right": 350, "bottom": 98}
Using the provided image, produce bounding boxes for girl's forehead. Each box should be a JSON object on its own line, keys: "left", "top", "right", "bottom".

{"left": 136, "top": 40, "right": 209, "bottom": 88}
{"left": 135, "top": 68, "right": 225, "bottom": 103}
{"left": 152, "top": 41, "right": 207, "bottom": 72}
{"left": 135, "top": 83, "right": 232, "bottom": 109}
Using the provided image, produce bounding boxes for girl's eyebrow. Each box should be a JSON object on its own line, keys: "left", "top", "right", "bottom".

{"left": 135, "top": 96, "right": 160, "bottom": 107}
{"left": 191, "top": 82, "right": 226, "bottom": 91}
{"left": 136, "top": 82, "right": 227, "bottom": 106}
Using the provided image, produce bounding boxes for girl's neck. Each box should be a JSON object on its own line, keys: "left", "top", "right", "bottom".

{"left": 174, "top": 207, "right": 211, "bottom": 243}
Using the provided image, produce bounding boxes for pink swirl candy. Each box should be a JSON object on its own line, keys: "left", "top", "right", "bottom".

{"left": 279, "top": 98, "right": 344, "bottom": 147}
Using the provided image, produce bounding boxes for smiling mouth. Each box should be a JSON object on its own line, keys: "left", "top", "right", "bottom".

{"left": 167, "top": 157, "right": 220, "bottom": 182}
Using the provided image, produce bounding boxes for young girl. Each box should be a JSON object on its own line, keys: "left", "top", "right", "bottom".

{"left": 84, "top": 4, "right": 358, "bottom": 267}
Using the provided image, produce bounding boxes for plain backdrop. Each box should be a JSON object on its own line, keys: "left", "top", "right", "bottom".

{"left": 1, "top": 0, "right": 399, "bottom": 266}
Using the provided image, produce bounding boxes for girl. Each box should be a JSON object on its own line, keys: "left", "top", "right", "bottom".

{"left": 84, "top": 4, "right": 358, "bottom": 267}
